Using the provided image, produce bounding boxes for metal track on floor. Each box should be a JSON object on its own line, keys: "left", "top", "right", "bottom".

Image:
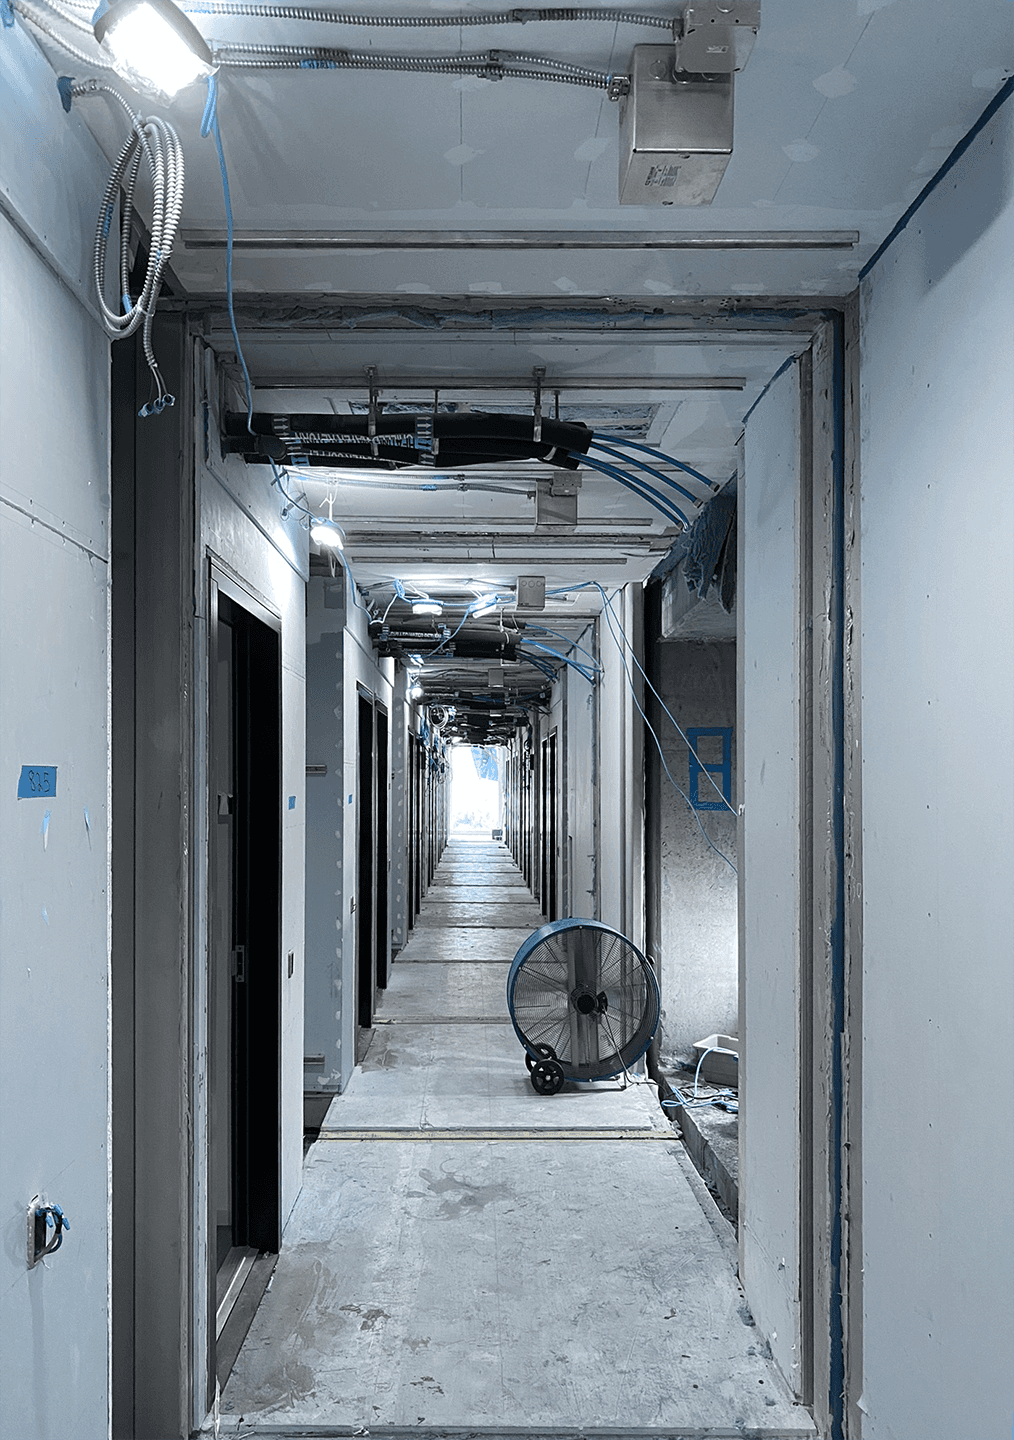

{"left": 315, "top": 1127, "right": 677, "bottom": 1142}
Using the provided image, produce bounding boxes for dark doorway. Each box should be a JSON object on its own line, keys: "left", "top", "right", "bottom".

{"left": 540, "top": 730, "right": 559, "bottom": 921}
{"left": 376, "top": 705, "right": 390, "bottom": 990}
{"left": 208, "top": 580, "right": 282, "bottom": 1371}
{"left": 356, "top": 690, "right": 376, "bottom": 1033}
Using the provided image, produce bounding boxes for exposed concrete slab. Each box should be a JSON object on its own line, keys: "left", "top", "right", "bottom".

{"left": 418, "top": 904, "right": 545, "bottom": 930}
{"left": 221, "top": 1137, "right": 811, "bottom": 1434}
{"left": 224, "top": 839, "right": 814, "bottom": 1438}
{"left": 398, "top": 929, "right": 534, "bottom": 964}
{"left": 427, "top": 886, "right": 533, "bottom": 903}
{"left": 378, "top": 961, "right": 511, "bottom": 1022}
{"left": 323, "top": 1023, "right": 663, "bottom": 1132}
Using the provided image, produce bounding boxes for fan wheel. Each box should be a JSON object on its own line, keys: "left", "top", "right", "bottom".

{"left": 530, "top": 1058, "right": 565, "bottom": 1096}
{"left": 525, "top": 1043, "right": 557, "bottom": 1074}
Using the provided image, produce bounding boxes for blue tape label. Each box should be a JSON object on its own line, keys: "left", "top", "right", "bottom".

{"left": 18, "top": 766, "right": 57, "bottom": 799}
{"left": 288, "top": 795, "right": 296, "bottom": 810}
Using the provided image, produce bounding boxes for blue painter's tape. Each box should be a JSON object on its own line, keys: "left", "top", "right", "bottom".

{"left": 288, "top": 795, "right": 296, "bottom": 810}
{"left": 18, "top": 766, "right": 57, "bottom": 799}
{"left": 349, "top": 794, "right": 353, "bottom": 805}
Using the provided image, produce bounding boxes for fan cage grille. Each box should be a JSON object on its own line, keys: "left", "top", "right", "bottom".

{"left": 507, "top": 920, "right": 659, "bottom": 1081}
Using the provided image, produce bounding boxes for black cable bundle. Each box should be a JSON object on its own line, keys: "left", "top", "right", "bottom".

{"left": 222, "top": 409, "right": 593, "bottom": 468}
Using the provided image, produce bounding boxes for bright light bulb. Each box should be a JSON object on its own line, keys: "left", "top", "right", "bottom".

{"left": 310, "top": 518, "right": 344, "bottom": 550}
{"left": 471, "top": 597, "right": 498, "bottom": 618}
{"left": 412, "top": 600, "right": 442, "bottom": 616}
{"left": 95, "top": 0, "right": 213, "bottom": 100}
{"left": 409, "top": 684, "right": 423, "bottom": 700}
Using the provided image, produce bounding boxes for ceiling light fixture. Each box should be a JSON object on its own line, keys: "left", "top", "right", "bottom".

{"left": 93, "top": 0, "right": 214, "bottom": 100}
{"left": 310, "top": 496, "right": 344, "bottom": 550}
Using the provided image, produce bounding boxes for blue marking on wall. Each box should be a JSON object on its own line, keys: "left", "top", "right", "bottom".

{"left": 288, "top": 795, "right": 296, "bottom": 810}
{"left": 18, "top": 766, "right": 57, "bottom": 799}
{"left": 686, "top": 728, "right": 732, "bottom": 811}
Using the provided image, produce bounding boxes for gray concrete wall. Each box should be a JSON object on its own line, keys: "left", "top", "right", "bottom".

{"left": 739, "top": 360, "right": 803, "bottom": 1390}
{"left": 652, "top": 641, "right": 738, "bottom": 1060}
{"left": 856, "top": 94, "right": 1014, "bottom": 1439}
{"left": 0, "top": 28, "right": 114, "bottom": 1440}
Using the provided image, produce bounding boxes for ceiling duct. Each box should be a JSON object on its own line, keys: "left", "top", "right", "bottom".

{"left": 618, "top": 1, "right": 760, "bottom": 206}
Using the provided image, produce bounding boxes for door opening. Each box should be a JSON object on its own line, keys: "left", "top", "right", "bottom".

{"left": 208, "top": 582, "right": 282, "bottom": 1371}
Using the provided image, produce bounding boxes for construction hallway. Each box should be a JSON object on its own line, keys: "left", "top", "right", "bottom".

{"left": 219, "top": 837, "right": 814, "bottom": 1437}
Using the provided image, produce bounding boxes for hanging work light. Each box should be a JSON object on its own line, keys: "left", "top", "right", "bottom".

{"left": 309, "top": 517, "right": 344, "bottom": 550}
{"left": 93, "top": 0, "right": 214, "bottom": 100}
{"left": 412, "top": 599, "right": 442, "bottom": 616}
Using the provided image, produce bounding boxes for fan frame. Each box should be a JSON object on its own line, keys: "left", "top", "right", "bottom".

{"left": 506, "top": 917, "right": 661, "bottom": 1083}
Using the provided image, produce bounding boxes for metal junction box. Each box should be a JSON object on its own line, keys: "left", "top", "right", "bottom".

{"left": 619, "top": 45, "right": 733, "bottom": 205}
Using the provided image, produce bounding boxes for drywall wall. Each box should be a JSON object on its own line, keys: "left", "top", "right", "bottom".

{"left": 597, "top": 587, "right": 644, "bottom": 946}
{"left": 304, "top": 572, "right": 346, "bottom": 1092}
{"left": 565, "top": 623, "right": 598, "bottom": 919}
{"left": 197, "top": 350, "right": 307, "bottom": 1237}
{"left": 857, "top": 93, "right": 1014, "bottom": 1440}
{"left": 739, "top": 360, "right": 803, "bottom": 1390}
{"left": 652, "top": 640, "right": 738, "bottom": 1059}
{"left": 0, "top": 27, "right": 113, "bottom": 1438}
{"left": 342, "top": 575, "right": 395, "bottom": 1071}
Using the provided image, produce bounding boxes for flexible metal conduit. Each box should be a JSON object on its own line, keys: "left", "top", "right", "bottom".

{"left": 215, "top": 46, "right": 611, "bottom": 85}
{"left": 12, "top": 0, "right": 115, "bottom": 66}
{"left": 185, "top": 6, "right": 673, "bottom": 28}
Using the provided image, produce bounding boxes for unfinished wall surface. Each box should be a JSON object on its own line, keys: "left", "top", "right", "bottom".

{"left": 597, "top": 588, "right": 644, "bottom": 946}
{"left": 652, "top": 641, "right": 738, "bottom": 1059}
{"left": 197, "top": 352, "right": 307, "bottom": 1238}
{"left": 0, "top": 27, "right": 113, "bottom": 1440}
{"left": 305, "top": 573, "right": 347, "bottom": 1092}
{"left": 739, "top": 361, "right": 803, "bottom": 1391}
{"left": 565, "top": 623, "right": 598, "bottom": 919}
{"left": 857, "top": 94, "right": 1014, "bottom": 1440}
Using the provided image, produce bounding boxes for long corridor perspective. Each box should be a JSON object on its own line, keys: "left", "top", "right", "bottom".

{"left": 220, "top": 838, "right": 813, "bottom": 1436}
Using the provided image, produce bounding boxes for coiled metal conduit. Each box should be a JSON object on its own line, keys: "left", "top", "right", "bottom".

{"left": 79, "top": 82, "right": 185, "bottom": 412}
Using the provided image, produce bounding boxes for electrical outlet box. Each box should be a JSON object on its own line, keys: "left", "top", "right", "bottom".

{"left": 619, "top": 47, "right": 733, "bottom": 205}
{"left": 678, "top": 0, "right": 760, "bottom": 74}
{"left": 516, "top": 575, "right": 546, "bottom": 610}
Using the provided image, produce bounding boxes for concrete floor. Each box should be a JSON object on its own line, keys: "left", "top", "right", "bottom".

{"left": 220, "top": 837, "right": 816, "bottom": 1438}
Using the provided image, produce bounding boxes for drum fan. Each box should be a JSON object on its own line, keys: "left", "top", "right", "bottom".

{"left": 507, "top": 918, "right": 660, "bottom": 1095}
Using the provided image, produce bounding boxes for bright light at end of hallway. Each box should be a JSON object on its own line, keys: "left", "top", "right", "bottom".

{"left": 450, "top": 743, "right": 503, "bottom": 833}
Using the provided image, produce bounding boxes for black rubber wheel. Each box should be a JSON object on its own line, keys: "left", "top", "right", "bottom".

{"left": 530, "top": 1058, "right": 565, "bottom": 1096}
{"left": 525, "top": 1043, "right": 557, "bottom": 1074}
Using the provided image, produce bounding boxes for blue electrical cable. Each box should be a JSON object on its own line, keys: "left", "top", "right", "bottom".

{"left": 595, "top": 580, "right": 735, "bottom": 816}
{"left": 594, "top": 583, "right": 737, "bottom": 873}
{"left": 575, "top": 453, "right": 689, "bottom": 528}
{"left": 524, "top": 624, "right": 602, "bottom": 674}
{"left": 201, "top": 73, "right": 255, "bottom": 434}
{"left": 520, "top": 641, "right": 597, "bottom": 682}
{"left": 593, "top": 433, "right": 716, "bottom": 491}
{"left": 590, "top": 439, "right": 701, "bottom": 507}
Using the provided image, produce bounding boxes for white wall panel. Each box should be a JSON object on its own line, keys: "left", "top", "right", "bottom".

{"left": 739, "top": 360, "right": 803, "bottom": 1390}
{"left": 858, "top": 97, "right": 1014, "bottom": 1440}
{"left": 0, "top": 215, "right": 111, "bottom": 1439}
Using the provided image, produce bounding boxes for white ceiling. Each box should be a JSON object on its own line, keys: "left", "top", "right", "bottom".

{"left": 34, "top": 0, "right": 1012, "bottom": 709}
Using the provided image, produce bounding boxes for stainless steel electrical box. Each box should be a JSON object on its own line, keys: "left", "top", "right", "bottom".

{"left": 618, "top": 46, "right": 733, "bottom": 205}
